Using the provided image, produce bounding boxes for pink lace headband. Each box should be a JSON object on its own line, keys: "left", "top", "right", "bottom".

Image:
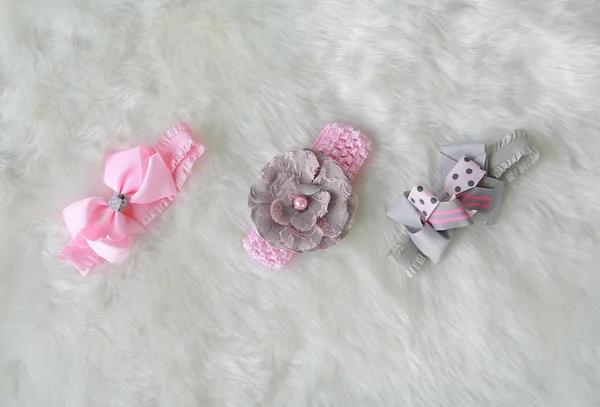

{"left": 243, "top": 123, "right": 372, "bottom": 270}
{"left": 59, "top": 123, "right": 205, "bottom": 275}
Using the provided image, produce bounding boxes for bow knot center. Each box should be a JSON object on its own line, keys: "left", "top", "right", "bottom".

{"left": 108, "top": 192, "right": 129, "bottom": 212}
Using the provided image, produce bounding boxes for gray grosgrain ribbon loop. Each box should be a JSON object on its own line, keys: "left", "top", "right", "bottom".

{"left": 387, "top": 129, "right": 540, "bottom": 278}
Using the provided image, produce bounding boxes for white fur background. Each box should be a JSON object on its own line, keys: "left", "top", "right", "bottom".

{"left": 1, "top": 0, "right": 599, "bottom": 406}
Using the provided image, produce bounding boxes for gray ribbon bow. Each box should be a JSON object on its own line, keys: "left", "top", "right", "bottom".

{"left": 387, "top": 129, "right": 540, "bottom": 278}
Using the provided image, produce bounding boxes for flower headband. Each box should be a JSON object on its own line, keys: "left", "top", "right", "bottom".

{"left": 387, "top": 129, "right": 539, "bottom": 278}
{"left": 59, "top": 123, "right": 205, "bottom": 275}
{"left": 243, "top": 123, "right": 372, "bottom": 270}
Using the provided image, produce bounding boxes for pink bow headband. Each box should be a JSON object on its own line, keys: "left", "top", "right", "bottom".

{"left": 59, "top": 123, "right": 205, "bottom": 275}
{"left": 387, "top": 129, "right": 540, "bottom": 278}
{"left": 243, "top": 123, "right": 372, "bottom": 270}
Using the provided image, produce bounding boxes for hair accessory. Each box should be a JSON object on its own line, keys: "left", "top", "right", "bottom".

{"left": 243, "top": 123, "right": 371, "bottom": 270}
{"left": 59, "top": 123, "right": 205, "bottom": 275}
{"left": 387, "top": 129, "right": 539, "bottom": 278}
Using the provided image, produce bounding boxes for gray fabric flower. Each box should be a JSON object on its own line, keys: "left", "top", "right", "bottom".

{"left": 249, "top": 149, "right": 358, "bottom": 252}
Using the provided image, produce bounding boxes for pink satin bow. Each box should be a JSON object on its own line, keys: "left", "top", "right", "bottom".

{"left": 60, "top": 123, "right": 204, "bottom": 275}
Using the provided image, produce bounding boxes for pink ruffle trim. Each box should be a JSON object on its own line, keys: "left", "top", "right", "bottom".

{"left": 243, "top": 123, "right": 370, "bottom": 270}
{"left": 140, "top": 123, "right": 205, "bottom": 227}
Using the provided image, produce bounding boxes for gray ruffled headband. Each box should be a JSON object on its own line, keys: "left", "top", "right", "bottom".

{"left": 387, "top": 129, "right": 540, "bottom": 278}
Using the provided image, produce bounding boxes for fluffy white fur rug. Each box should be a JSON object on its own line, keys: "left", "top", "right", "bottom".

{"left": 1, "top": 0, "right": 599, "bottom": 406}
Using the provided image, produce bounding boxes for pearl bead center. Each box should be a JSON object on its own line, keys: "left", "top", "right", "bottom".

{"left": 293, "top": 195, "right": 308, "bottom": 211}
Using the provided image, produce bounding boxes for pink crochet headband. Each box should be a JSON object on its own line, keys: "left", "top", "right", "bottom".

{"left": 243, "top": 123, "right": 372, "bottom": 270}
{"left": 59, "top": 123, "right": 205, "bottom": 275}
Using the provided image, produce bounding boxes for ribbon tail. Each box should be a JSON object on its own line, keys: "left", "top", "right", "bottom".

{"left": 87, "top": 237, "right": 132, "bottom": 263}
{"left": 406, "top": 224, "right": 452, "bottom": 263}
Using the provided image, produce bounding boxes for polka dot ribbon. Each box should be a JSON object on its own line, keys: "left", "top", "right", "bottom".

{"left": 408, "top": 155, "right": 501, "bottom": 230}
{"left": 387, "top": 129, "right": 540, "bottom": 278}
